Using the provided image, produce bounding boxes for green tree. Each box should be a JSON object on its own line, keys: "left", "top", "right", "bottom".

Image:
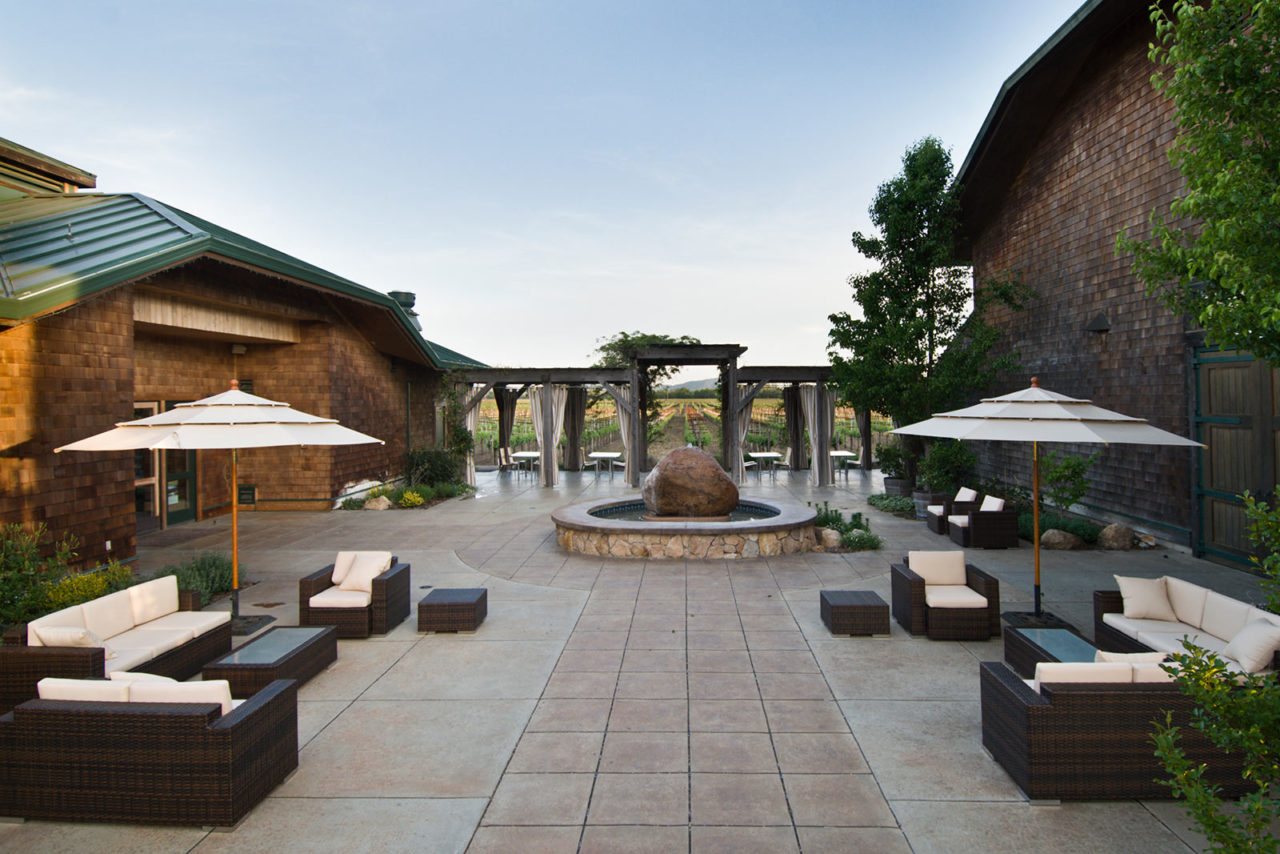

{"left": 828, "top": 137, "right": 1026, "bottom": 480}
{"left": 591, "top": 331, "right": 701, "bottom": 423}
{"left": 1118, "top": 0, "right": 1280, "bottom": 362}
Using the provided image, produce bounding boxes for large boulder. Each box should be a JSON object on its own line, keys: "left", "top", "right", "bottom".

{"left": 363, "top": 495, "right": 393, "bottom": 511}
{"left": 817, "top": 527, "right": 843, "bottom": 549}
{"left": 1041, "top": 528, "right": 1085, "bottom": 550}
{"left": 1098, "top": 523, "right": 1136, "bottom": 550}
{"left": 642, "top": 446, "right": 738, "bottom": 517}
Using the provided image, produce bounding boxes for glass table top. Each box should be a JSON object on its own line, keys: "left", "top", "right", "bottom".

{"left": 1016, "top": 627, "right": 1098, "bottom": 663}
{"left": 214, "top": 627, "right": 329, "bottom": 665}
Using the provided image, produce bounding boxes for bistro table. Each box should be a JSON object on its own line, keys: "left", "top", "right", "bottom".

{"left": 747, "top": 451, "right": 782, "bottom": 480}
{"left": 829, "top": 450, "right": 857, "bottom": 480}
{"left": 511, "top": 451, "right": 541, "bottom": 478}
{"left": 587, "top": 451, "right": 622, "bottom": 479}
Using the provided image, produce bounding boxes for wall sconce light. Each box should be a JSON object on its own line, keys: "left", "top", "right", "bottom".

{"left": 1085, "top": 313, "right": 1110, "bottom": 334}
{"left": 230, "top": 344, "right": 247, "bottom": 356}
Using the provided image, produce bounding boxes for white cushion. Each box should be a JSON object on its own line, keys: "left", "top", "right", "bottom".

{"left": 926, "top": 505, "right": 945, "bottom": 517}
{"left": 1164, "top": 577, "right": 1208, "bottom": 627}
{"left": 338, "top": 552, "right": 393, "bottom": 593}
{"left": 1095, "top": 650, "right": 1168, "bottom": 663}
{"left": 80, "top": 589, "right": 137, "bottom": 640}
{"left": 131, "top": 680, "right": 233, "bottom": 716}
{"left": 1221, "top": 619, "right": 1280, "bottom": 673}
{"left": 108, "top": 671, "right": 176, "bottom": 683}
{"left": 979, "top": 495, "right": 1005, "bottom": 512}
{"left": 1200, "top": 591, "right": 1253, "bottom": 641}
{"left": 33, "top": 625, "right": 107, "bottom": 650}
{"left": 144, "top": 610, "right": 231, "bottom": 636}
{"left": 1132, "top": 662, "right": 1177, "bottom": 683}
{"left": 310, "top": 587, "right": 372, "bottom": 609}
{"left": 26, "top": 605, "right": 86, "bottom": 647}
{"left": 1101, "top": 612, "right": 1190, "bottom": 637}
{"left": 908, "top": 551, "right": 967, "bottom": 586}
{"left": 1137, "top": 630, "right": 1229, "bottom": 657}
{"left": 947, "top": 515, "right": 969, "bottom": 528}
{"left": 127, "top": 575, "right": 180, "bottom": 624}
{"left": 924, "top": 584, "right": 988, "bottom": 609}
{"left": 331, "top": 551, "right": 359, "bottom": 586}
{"left": 1115, "top": 575, "right": 1177, "bottom": 621}
{"left": 1247, "top": 607, "right": 1280, "bottom": 629}
{"left": 103, "top": 646, "right": 152, "bottom": 674}
{"left": 1032, "top": 661, "right": 1132, "bottom": 692}
{"left": 37, "top": 677, "right": 130, "bottom": 703}
{"left": 955, "top": 487, "right": 979, "bottom": 503}
{"left": 107, "top": 627, "right": 195, "bottom": 657}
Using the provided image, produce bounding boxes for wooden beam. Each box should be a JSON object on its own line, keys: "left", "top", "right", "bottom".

{"left": 456, "top": 368, "right": 630, "bottom": 384}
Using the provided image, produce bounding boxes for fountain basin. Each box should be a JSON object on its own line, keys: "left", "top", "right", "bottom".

{"left": 552, "top": 498, "right": 817, "bottom": 559}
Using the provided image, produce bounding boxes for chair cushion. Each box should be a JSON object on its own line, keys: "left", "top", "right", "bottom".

{"left": 924, "top": 584, "right": 988, "bottom": 609}
{"left": 81, "top": 589, "right": 137, "bottom": 640}
{"left": 1032, "top": 661, "right": 1132, "bottom": 692}
{"left": 128, "top": 575, "right": 179, "bottom": 624}
{"left": 331, "top": 551, "right": 359, "bottom": 586}
{"left": 955, "top": 487, "right": 979, "bottom": 503}
{"left": 1132, "top": 662, "right": 1177, "bottom": 683}
{"left": 1094, "top": 650, "right": 1168, "bottom": 663}
{"left": 26, "top": 605, "right": 86, "bottom": 647}
{"left": 103, "top": 646, "right": 153, "bottom": 674}
{"left": 926, "top": 505, "right": 945, "bottom": 517}
{"left": 947, "top": 515, "right": 969, "bottom": 528}
{"left": 37, "top": 677, "right": 130, "bottom": 703}
{"left": 131, "top": 680, "right": 234, "bottom": 716}
{"left": 107, "top": 627, "right": 196, "bottom": 658}
{"left": 1164, "top": 577, "right": 1208, "bottom": 627}
{"left": 144, "top": 609, "right": 232, "bottom": 636}
{"left": 310, "top": 587, "right": 372, "bottom": 609}
{"left": 339, "top": 552, "right": 393, "bottom": 593}
{"left": 108, "top": 671, "right": 177, "bottom": 683}
{"left": 1221, "top": 619, "right": 1280, "bottom": 673}
{"left": 1115, "top": 575, "right": 1177, "bottom": 622}
{"left": 1200, "top": 591, "right": 1253, "bottom": 641}
{"left": 1101, "top": 612, "right": 1189, "bottom": 637}
{"left": 979, "top": 495, "right": 1005, "bottom": 512}
{"left": 908, "top": 551, "right": 967, "bottom": 586}
{"left": 1136, "top": 630, "right": 1228, "bottom": 657}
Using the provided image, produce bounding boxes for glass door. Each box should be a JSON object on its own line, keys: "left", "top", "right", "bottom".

{"left": 133, "top": 403, "right": 162, "bottom": 532}
{"left": 164, "top": 400, "right": 197, "bottom": 525}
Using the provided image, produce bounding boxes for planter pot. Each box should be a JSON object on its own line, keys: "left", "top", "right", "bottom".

{"left": 912, "top": 490, "right": 948, "bottom": 520}
{"left": 883, "top": 477, "right": 912, "bottom": 497}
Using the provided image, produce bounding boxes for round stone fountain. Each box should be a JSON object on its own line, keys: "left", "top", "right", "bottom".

{"left": 551, "top": 446, "right": 818, "bottom": 559}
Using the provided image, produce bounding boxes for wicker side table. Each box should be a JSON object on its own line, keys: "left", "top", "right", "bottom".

{"left": 820, "top": 590, "right": 890, "bottom": 636}
{"left": 418, "top": 588, "right": 488, "bottom": 632}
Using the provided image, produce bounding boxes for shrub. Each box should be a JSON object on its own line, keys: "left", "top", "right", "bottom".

{"left": 341, "top": 496, "right": 366, "bottom": 510}
{"left": 0, "top": 523, "right": 78, "bottom": 627}
{"left": 42, "top": 561, "right": 133, "bottom": 611}
{"left": 1040, "top": 450, "right": 1100, "bottom": 513}
{"left": 405, "top": 446, "right": 461, "bottom": 486}
{"left": 415, "top": 484, "right": 437, "bottom": 501}
{"left": 918, "top": 440, "right": 976, "bottom": 494}
{"left": 1017, "top": 512, "right": 1100, "bottom": 545}
{"left": 399, "top": 489, "right": 425, "bottom": 508}
{"left": 840, "top": 529, "right": 883, "bottom": 551}
{"left": 875, "top": 443, "right": 907, "bottom": 479}
{"left": 161, "top": 551, "right": 235, "bottom": 606}
{"left": 867, "top": 494, "right": 915, "bottom": 515}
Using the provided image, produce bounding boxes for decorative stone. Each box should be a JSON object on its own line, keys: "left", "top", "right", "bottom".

{"left": 363, "top": 495, "right": 393, "bottom": 511}
{"left": 1041, "top": 528, "right": 1086, "bottom": 550}
{"left": 1098, "top": 523, "right": 1136, "bottom": 550}
{"left": 817, "top": 527, "right": 842, "bottom": 549}
{"left": 642, "top": 446, "right": 738, "bottom": 517}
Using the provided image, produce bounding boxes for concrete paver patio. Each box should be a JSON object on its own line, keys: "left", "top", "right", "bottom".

{"left": 0, "top": 468, "right": 1266, "bottom": 853}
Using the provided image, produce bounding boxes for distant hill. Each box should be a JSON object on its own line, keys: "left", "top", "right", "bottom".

{"left": 662, "top": 377, "right": 717, "bottom": 392}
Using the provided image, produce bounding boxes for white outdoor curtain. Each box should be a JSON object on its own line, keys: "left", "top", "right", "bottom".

{"left": 614, "top": 384, "right": 633, "bottom": 473}
{"left": 735, "top": 391, "right": 754, "bottom": 482}
{"left": 799, "top": 384, "right": 834, "bottom": 486}
{"left": 531, "top": 385, "right": 568, "bottom": 486}
{"left": 460, "top": 383, "right": 481, "bottom": 487}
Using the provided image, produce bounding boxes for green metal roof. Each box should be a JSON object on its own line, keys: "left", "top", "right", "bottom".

{"left": 0, "top": 191, "right": 485, "bottom": 371}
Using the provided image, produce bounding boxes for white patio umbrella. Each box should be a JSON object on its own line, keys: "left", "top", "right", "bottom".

{"left": 893, "top": 378, "right": 1202, "bottom": 615}
{"left": 56, "top": 381, "right": 383, "bottom": 616}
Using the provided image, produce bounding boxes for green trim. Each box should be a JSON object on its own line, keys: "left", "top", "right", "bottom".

{"left": 1198, "top": 488, "right": 1245, "bottom": 504}
{"left": 1200, "top": 545, "right": 1254, "bottom": 567}
{"left": 1196, "top": 416, "right": 1243, "bottom": 425}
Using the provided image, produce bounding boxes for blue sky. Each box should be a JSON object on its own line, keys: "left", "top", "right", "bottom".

{"left": 4, "top": 0, "right": 1086, "bottom": 377}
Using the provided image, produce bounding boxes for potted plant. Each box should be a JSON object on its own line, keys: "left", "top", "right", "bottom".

{"left": 876, "top": 444, "right": 912, "bottom": 496}
{"left": 913, "top": 440, "right": 976, "bottom": 517}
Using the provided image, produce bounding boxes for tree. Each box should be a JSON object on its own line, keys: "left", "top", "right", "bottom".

{"left": 591, "top": 331, "right": 701, "bottom": 422}
{"left": 827, "top": 137, "right": 1025, "bottom": 480}
{"left": 1119, "top": 0, "right": 1280, "bottom": 362}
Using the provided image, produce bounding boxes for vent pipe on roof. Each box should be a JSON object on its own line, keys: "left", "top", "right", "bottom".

{"left": 388, "top": 290, "right": 422, "bottom": 331}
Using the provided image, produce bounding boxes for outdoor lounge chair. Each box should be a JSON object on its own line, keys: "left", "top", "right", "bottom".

{"left": 947, "top": 495, "right": 1019, "bottom": 549}
{"left": 299, "top": 552, "right": 410, "bottom": 638}
{"left": 925, "top": 486, "right": 980, "bottom": 534}
{"left": 890, "top": 550, "right": 1001, "bottom": 640}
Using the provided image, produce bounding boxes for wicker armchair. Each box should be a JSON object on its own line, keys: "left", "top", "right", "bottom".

{"left": 947, "top": 495, "right": 1019, "bottom": 549}
{"left": 0, "top": 678, "right": 299, "bottom": 825}
{"left": 980, "top": 661, "right": 1247, "bottom": 800}
{"left": 925, "top": 487, "right": 981, "bottom": 535}
{"left": 299, "top": 554, "right": 410, "bottom": 638}
{"left": 890, "top": 552, "right": 1001, "bottom": 640}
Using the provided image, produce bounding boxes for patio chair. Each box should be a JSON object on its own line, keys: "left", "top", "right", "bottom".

{"left": 925, "top": 486, "right": 980, "bottom": 535}
{"left": 580, "top": 448, "right": 602, "bottom": 478}
{"left": 890, "top": 550, "right": 1001, "bottom": 640}
{"left": 497, "top": 447, "right": 518, "bottom": 473}
{"left": 299, "top": 551, "right": 411, "bottom": 638}
{"left": 947, "top": 495, "right": 1019, "bottom": 549}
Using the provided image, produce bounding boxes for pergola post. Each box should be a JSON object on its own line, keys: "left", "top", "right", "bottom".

{"left": 539, "top": 383, "right": 557, "bottom": 487}
{"left": 723, "top": 361, "right": 740, "bottom": 483}
{"left": 628, "top": 362, "right": 643, "bottom": 487}
{"left": 856, "top": 409, "right": 873, "bottom": 470}
{"left": 815, "top": 385, "right": 833, "bottom": 486}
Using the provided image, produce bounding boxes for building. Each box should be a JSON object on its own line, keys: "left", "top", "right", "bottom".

{"left": 954, "top": 0, "right": 1275, "bottom": 564}
{"left": 0, "top": 138, "right": 484, "bottom": 568}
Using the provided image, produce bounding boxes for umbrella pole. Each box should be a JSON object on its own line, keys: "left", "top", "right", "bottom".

{"left": 1033, "top": 441, "right": 1041, "bottom": 616}
{"left": 231, "top": 448, "right": 239, "bottom": 622}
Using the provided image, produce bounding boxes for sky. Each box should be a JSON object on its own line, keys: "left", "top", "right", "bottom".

{"left": 4, "top": 0, "right": 1087, "bottom": 381}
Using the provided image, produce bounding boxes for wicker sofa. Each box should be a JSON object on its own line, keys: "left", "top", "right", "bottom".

{"left": 890, "top": 551, "right": 1002, "bottom": 640}
{"left": 947, "top": 495, "right": 1019, "bottom": 549}
{"left": 0, "top": 676, "right": 297, "bottom": 825}
{"left": 924, "top": 487, "right": 980, "bottom": 535}
{"left": 0, "top": 575, "right": 232, "bottom": 714}
{"left": 1094, "top": 575, "right": 1280, "bottom": 674}
{"left": 980, "top": 660, "right": 1248, "bottom": 800}
{"left": 299, "top": 552, "right": 411, "bottom": 638}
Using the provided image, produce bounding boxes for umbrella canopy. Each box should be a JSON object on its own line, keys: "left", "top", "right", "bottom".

{"left": 56, "top": 381, "right": 383, "bottom": 615}
{"left": 894, "top": 378, "right": 1202, "bottom": 615}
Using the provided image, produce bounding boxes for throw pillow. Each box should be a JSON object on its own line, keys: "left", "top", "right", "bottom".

{"left": 1115, "top": 575, "right": 1178, "bottom": 622}
{"left": 955, "top": 487, "right": 979, "bottom": 503}
{"left": 331, "top": 551, "right": 359, "bottom": 585}
{"left": 339, "top": 552, "right": 394, "bottom": 593}
{"left": 907, "top": 551, "right": 967, "bottom": 586}
{"left": 1221, "top": 619, "right": 1280, "bottom": 673}
{"left": 35, "top": 625, "right": 106, "bottom": 649}
{"left": 979, "top": 495, "right": 1005, "bottom": 512}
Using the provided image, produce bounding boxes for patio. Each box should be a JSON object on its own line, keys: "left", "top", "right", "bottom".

{"left": 0, "top": 468, "right": 1266, "bottom": 853}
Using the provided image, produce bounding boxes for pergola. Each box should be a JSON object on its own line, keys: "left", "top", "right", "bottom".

{"left": 456, "top": 345, "right": 846, "bottom": 488}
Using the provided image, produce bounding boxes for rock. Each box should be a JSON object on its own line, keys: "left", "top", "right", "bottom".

{"left": 1041, "top": 528, "right": 1085, "bottom": 550}
{"left": 1098, "top": 523, "right": 1136, "bottom": 550}
{"left": 817, "top": 527, "right": 842, "bottom": 549}
{"left": 363, "top": 495, "right": 393, "bottom": 511}
{"left": 642, "top": 446, "right": 738, "bottom": 517}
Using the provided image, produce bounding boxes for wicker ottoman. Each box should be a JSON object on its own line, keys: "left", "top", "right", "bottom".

{"left": 418, "top": 588, "right": 488, "bottom": 632}
{"left": 820, "top": 590, "right": 890, "bottom": 636}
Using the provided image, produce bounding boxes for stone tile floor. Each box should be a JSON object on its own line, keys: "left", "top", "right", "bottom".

{"left": 0, "top": 468, "right": 1268, "bottom": 853}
